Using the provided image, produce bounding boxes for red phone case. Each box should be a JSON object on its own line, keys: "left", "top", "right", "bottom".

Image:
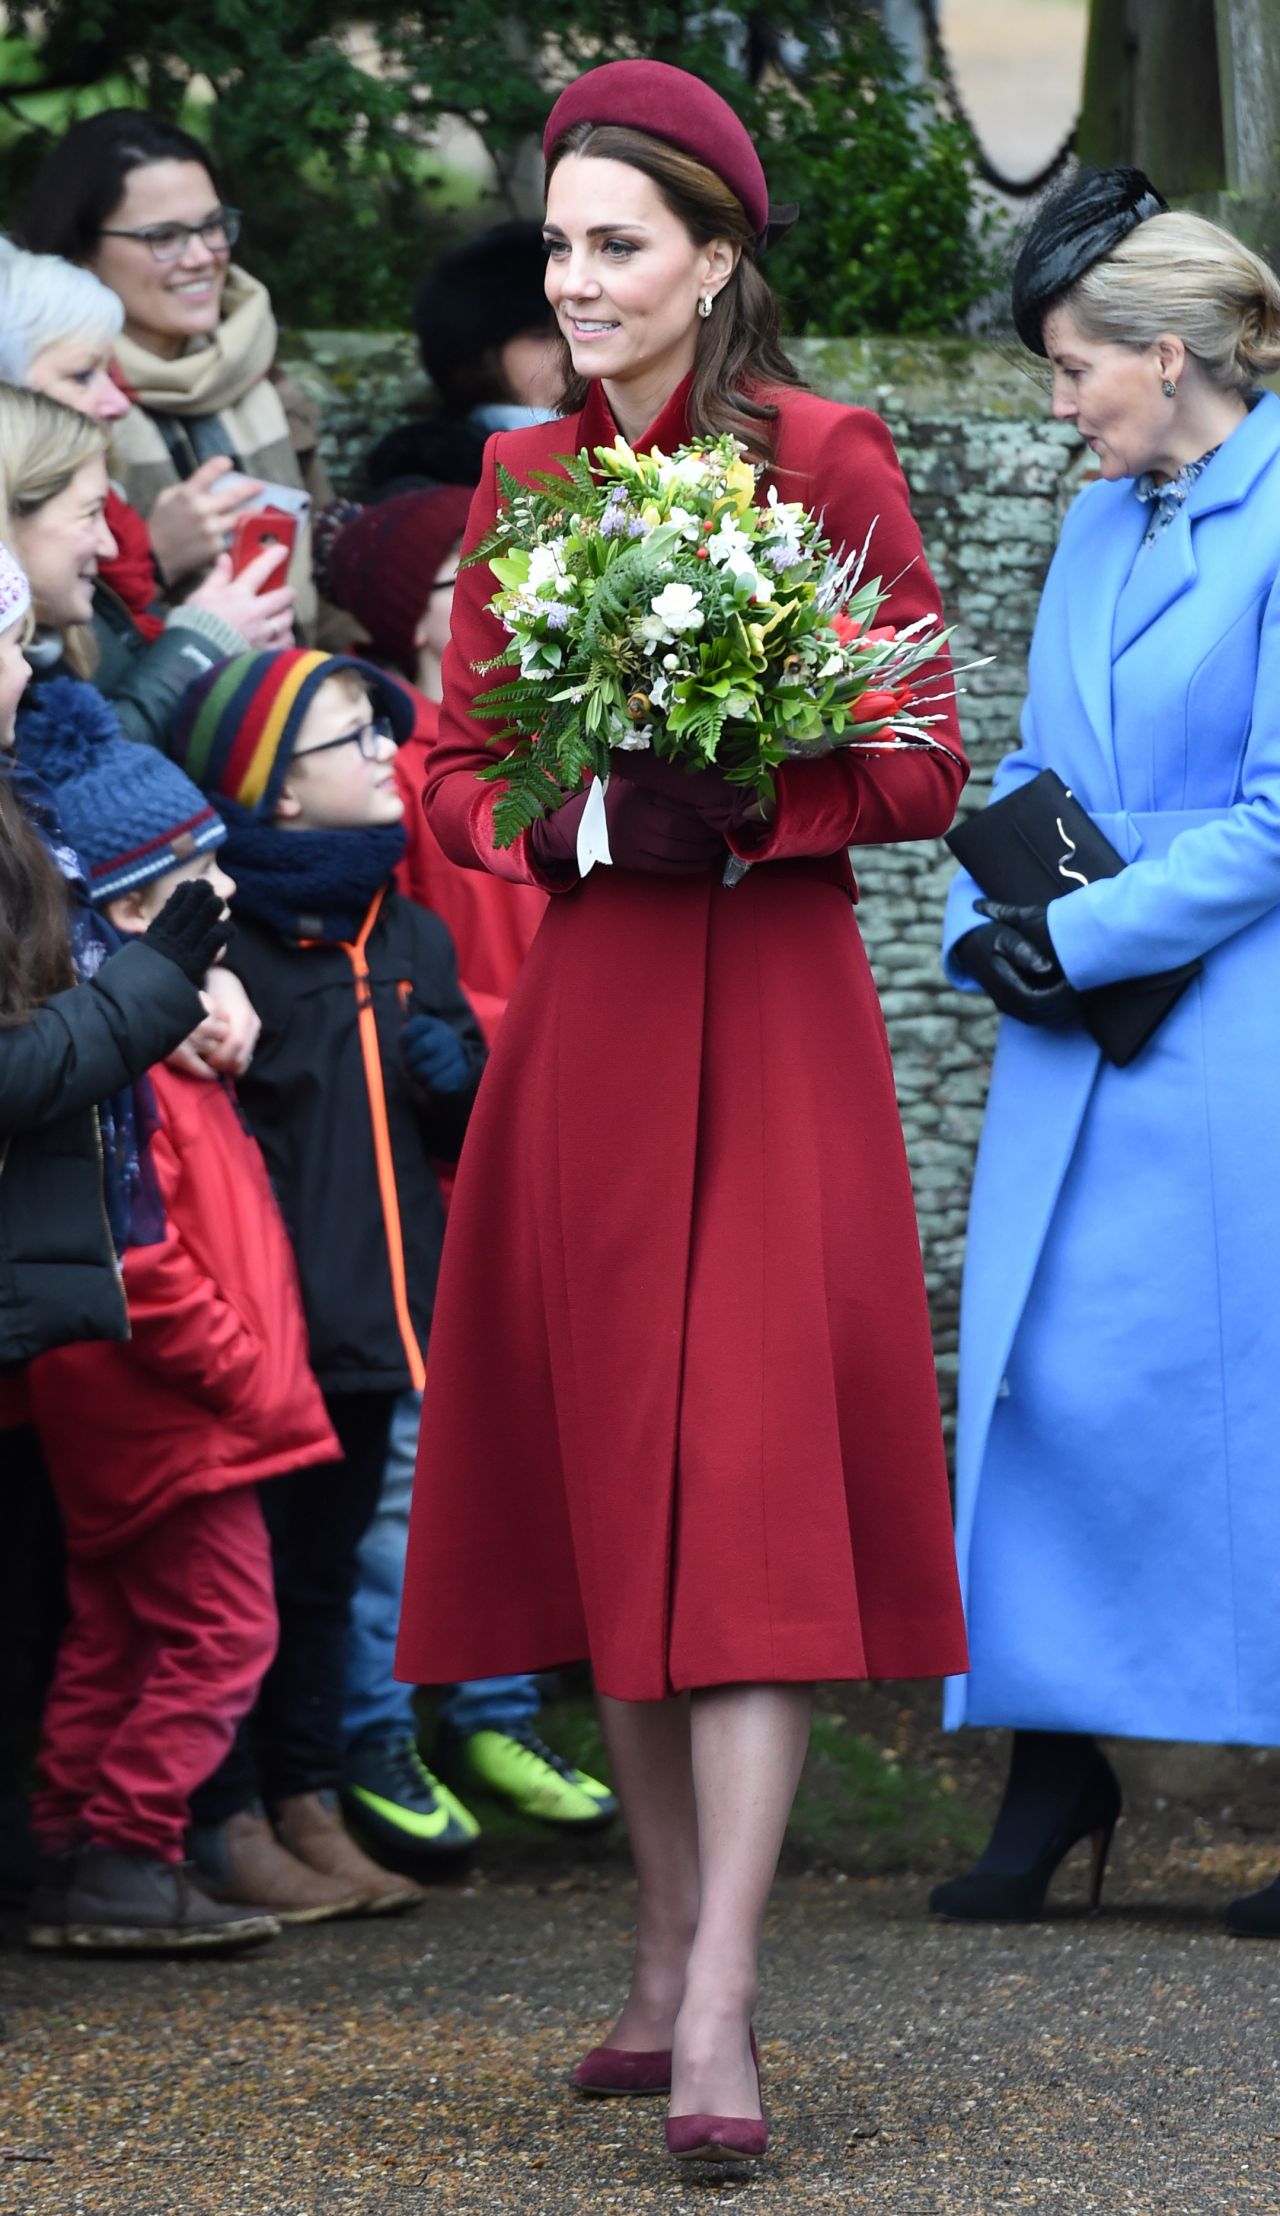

{"left": 229, "top": 507, "right": 298, "bottom": 586}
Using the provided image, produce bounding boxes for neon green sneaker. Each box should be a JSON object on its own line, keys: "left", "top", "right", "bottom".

{"left": 341, "top": 1735, "right": 480, "bottom": 1862}
{"left": 441, "top": 1725, "right": 618, "bottom": 1831}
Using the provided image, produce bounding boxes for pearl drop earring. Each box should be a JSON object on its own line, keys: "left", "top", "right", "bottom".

{"left": 1162, "top": 377, "right": 1177, "bottom": 398}
{"left": 698, "top": 294, "right": 713, "bottom": 320}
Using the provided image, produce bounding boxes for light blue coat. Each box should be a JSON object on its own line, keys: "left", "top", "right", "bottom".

{"left": 942, "top": 390, "right": 1280, "bottom": 1745}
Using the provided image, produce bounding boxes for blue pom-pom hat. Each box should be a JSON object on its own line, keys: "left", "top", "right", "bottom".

{"left": 17, "top": 676, "right": 226, "bottom": 903}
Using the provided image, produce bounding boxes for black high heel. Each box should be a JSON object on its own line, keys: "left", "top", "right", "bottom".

{"left": 930, "top": 1735, "right": 1121, "bottom": 1924}
{"left": 1226, "top": 1875, "right": 1280, "bottom": 1938}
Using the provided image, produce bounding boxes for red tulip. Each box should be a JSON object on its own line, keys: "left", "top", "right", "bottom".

{"left": 847, "top": 689, "right": 901, "bottom": 723}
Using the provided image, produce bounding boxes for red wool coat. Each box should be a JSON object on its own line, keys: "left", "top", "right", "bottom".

{"left": 397, "top": 373, "right": 970, "bottom": 1699}
{"left": 393, "top": 698, "right": 546, "bottom": 1041}
{"left": 29, "top": 1063, "right": 337, "bottom": 1560}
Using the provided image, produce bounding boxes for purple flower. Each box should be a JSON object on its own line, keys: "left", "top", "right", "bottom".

{"left": 544, "top": 602, "right": 572, "bottom": 629}
{"left": 765, "top": 542, "right": 803, "bottom": 572}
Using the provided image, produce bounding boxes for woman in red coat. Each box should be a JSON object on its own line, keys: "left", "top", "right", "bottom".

{"left": 398, "top": 59, "right": 968, "bottom": 2160}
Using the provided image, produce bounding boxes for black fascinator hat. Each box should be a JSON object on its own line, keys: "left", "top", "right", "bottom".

{"left": 1011, "top": 165, "right": 1169, "bottom": 356}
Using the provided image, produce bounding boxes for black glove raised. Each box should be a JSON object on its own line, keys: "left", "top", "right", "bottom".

{"left": 142, "top": 878, "right": 231, "bottom": 984}
{"left": 954, "top": 915, "right": 1077, "bottom": 1027}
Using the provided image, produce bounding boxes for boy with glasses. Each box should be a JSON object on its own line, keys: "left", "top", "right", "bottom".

{"left": 171, "top": 648, "right": 487, "bottom": 1920}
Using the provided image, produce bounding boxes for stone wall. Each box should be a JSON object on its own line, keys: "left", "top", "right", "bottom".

{"left": 281, "top": 332, "right": 1088, "bottom": 1444}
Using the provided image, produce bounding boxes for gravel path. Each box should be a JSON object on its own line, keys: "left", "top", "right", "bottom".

{"left": 4, "top": 1841, "right": 1278, "bottom": 2216}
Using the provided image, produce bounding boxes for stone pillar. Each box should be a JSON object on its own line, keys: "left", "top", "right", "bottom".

{"left": 1078, "top": 0, "right": 1226, "bottom": 192}
{"left": 1206, "top": 0, "right": 1280, "bottom": 258}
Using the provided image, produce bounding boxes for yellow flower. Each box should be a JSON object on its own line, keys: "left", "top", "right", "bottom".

{"left": 723, "top": 458, "right": 757, "bottom": 513}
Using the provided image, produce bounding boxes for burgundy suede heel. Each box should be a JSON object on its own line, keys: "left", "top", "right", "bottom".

{"left": 665, "top": 2030, "right": 767, "bottom": 2162}
{"left": 570, "top": 2044, "right": 673, "bottom": 2095}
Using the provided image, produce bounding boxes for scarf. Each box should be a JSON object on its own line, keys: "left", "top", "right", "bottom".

{"left": 3, "top": 752, "right": 163, "bottom": 1253}
{"left": 1135, "top": 444, "right": 1223, "bottom": 550}
{"left": 217, "top": 801, "right": 407, "bottom": 943}
{"left": 107, "top": 265, "right": 317, "bottom": 635}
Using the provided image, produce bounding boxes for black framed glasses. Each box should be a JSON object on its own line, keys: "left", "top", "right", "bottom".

{"left": 98, "top": 208, "right": 242, "bottom": 265}
{"left": 295, "top": 715, "right": 394, "bottom": 764}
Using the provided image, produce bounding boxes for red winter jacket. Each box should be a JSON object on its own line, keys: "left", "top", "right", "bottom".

{"left": 29, "top": 1062, "right": 337, "bottom": 1560}
{"left": 393, "top": 695, "right": 546, "bottom": 1043}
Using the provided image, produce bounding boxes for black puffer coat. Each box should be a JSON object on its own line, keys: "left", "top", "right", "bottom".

{"left": 0, "top": 940, "right": 204, "bottom": 1367}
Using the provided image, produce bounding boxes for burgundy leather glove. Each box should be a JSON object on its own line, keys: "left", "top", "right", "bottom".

{"left": 609, "top": 746, "right": 761, "bottom": 834}
{"left": 528, "top": 776, "right": 727, "bottom": 877}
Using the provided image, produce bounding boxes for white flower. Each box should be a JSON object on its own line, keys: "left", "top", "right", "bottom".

{"left": 665, "top": 452, "right": 712, "bottom": 488}
{"left": 613, "top": 724, "right": 653, "bottom": 751}
{"left": 639, "top": 581, "right": 705, "bottom": 643}
{"left": 706, "top": 521, "right": 755, "bottom": 570}
{"left": 649, "top": 672, "right": 671, "bottom": 710}
{"left": 666, "top": 504, "right": 702, "bottom": 542}
{"left": 527, "top": 543, "right": 570, "bottom": 593}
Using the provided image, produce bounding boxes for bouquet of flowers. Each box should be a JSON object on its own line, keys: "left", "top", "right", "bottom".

{"left": 467, "top": 432, "right": 964, "bottom": 852}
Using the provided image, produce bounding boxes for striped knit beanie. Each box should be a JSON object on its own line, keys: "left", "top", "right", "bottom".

{"left": 171, "top": 648, "right": 417, "bottom": 818}
{"left": 17, "top": 675, "right": 225, "bottom": 902}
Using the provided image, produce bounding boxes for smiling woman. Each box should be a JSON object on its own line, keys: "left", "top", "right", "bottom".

{"left": 398, "top": 55, "right": 970, "bottom": 2171}
{"left": 21, "top": 109, "right": 330, "bottom": 639}
{"left": 0, "top": 385, "right": 113, "bottom": 673}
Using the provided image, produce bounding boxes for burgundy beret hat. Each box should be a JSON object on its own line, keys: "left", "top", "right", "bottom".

{"left": 542, "top": 60, "right": 769, "bottom": 240}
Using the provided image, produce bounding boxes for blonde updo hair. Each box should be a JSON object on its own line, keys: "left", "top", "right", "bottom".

{"left": 1065, "top": 210, "right": 1280, "bottom": 393}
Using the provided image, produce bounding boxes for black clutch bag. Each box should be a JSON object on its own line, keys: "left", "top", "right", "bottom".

{"left": 945, "top": 769, "right": 1200, "bottom": 1067}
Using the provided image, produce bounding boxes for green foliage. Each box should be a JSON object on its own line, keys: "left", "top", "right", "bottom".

{"left": 758, "top": 24, "right": 1000, "bottom": 335}
{"left": 0, "top": 3, "right": 994, "bottom": 335}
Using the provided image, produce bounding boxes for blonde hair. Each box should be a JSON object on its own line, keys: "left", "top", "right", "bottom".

{"left": 0, "top": 382, "right": 108, "bottom": 674}
{"left": 1067, "top": 210, "right": 1280, "bottom": 393}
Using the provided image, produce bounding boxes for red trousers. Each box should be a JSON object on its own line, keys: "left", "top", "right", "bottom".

{"left": 33, "top": 1487, "right": 276, "bottom": 1862}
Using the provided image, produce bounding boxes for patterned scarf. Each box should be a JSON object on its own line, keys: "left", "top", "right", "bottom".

{"left": 1135, "top": 445, "right": 1222, "bottom": 548}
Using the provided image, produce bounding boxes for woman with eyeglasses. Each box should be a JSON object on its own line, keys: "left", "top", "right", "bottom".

{"left": 21, "top": 110, "right": 329, "bottom": 640}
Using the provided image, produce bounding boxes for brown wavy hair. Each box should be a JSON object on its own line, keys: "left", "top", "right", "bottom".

{"left": 0, "top": 772, "right": 74, "bottom": 1025}
{"left": 544, "top": 122, "right": 803, "bottom": 466}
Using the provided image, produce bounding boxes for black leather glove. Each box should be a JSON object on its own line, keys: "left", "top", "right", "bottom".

{"left": 528, "top": 777, "right": 725, "bottom": 877}
{"left": 142, "top": 878, "right": 231, "bottom": 984}
{"left": 954, "top": 915, "right": 1078, "bottom": 1027}
{"left": 975, "top": 899, "right": 1058, "bottom": 963}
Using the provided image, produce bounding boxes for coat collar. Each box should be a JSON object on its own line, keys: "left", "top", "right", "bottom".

{"left": 576, "top": 370, "right": 695, "bottom": 459}
{"left": 1112, "top": 389, "right": 1280, "bottom": 658}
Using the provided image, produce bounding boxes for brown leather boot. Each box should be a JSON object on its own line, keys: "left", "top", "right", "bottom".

{"left": 274, "top": 1790, "right": 424, "bottom": 1915}
{"left": 193, "top": 1807, "right": 366, "bottom": 1925}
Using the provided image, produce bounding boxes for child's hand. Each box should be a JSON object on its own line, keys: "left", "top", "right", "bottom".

{"left": 401, "top": 1012, "right": 471, "bottom": 1095}
{"left": 167, "top": 992, "right": 225, "bottom": 1083}
{"left": 192, "top": 967, "right": 262, "bottom": 1077}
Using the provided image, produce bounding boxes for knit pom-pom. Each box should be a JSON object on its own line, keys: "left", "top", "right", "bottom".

{"left": 16, "top": 675, "right": 127, "bottom": 781}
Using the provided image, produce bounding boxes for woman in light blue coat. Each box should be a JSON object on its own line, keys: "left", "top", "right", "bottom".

{"left": 935, "top": 170, "right": 1280, "bottom": 1935}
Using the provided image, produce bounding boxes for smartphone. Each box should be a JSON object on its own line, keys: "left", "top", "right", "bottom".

{"left": 220, "top": 471, "right": 312, "bottom": 525}
{"left": 229, "top": 506, "right": 298, "bottom": 585}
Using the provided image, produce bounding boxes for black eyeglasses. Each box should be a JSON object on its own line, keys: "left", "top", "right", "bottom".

{"left": 98, "top": 208, "right": 242, "bottom": 265}
{"left": 294, "top": 715, "right": 394, "bottom": 764}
